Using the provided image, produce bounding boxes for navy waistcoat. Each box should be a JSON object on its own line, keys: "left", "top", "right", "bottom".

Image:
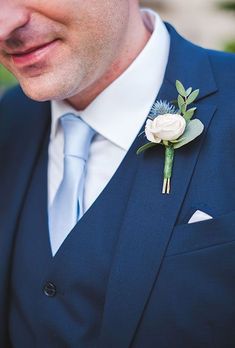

{"left": 9, "top": 125, "right": 140, "bottom": 348}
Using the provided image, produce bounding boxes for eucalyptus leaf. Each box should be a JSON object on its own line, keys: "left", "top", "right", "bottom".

{"left": 136, "top": 142, "right": 158, "bottom": 155}
{"left": 176, "top": 80, "right": 186, "bottom": 97}
{"left": 178, "top": 95, "right": 185, "bottom": 111}
{"left": 181, "top": 103, "right": 187, "bottom": 114}
{"left": 186, "top": 89, "right": 200, "bottom": 105}
{"left": 170, "top": 137, "right": 185, "bottom": 143}
{"left": 183, "top": 107, "right": 197, "bottom": 121}
{"left": 186, "top": 87, "right": 192, "bottom": 96}
{"left": 173, "top": 119, "right": 204, "bottom": 149}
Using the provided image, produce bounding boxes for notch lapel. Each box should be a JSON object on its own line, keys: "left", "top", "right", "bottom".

{"left": 99, "top": 25, "right": 218, "bottom": 347}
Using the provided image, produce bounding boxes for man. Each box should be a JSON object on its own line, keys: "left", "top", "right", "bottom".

{"left": 0, "top": 0, "right": 235, "bottom": 347}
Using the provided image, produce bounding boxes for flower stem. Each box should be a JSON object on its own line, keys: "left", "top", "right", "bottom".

{"left": 162, "top": 145, "right": 174, "bottom": 194}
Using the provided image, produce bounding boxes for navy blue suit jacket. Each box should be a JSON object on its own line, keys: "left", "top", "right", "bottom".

{"left": 1, "top": 24, "right": 235, "bottom": 347}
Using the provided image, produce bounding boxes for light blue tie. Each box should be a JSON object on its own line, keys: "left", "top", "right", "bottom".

{"left": 49, "top": 113, "right": 95, "bottom": 256}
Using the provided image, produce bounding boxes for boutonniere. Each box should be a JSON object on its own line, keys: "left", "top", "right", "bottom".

{"left": 137, "top": 80, "right": 204, "bottom": 194}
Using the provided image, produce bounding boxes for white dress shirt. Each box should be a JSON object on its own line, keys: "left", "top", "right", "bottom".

{"left": 49, "top": 9, "right": 170, "bottom": 215}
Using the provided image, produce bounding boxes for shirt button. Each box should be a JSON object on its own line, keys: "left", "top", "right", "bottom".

{"left": 43, "top": 282, "right": 57, "bottom": 297}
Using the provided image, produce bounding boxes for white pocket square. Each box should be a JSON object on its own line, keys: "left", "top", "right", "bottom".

{"left": 188, "top": 210, "right": 213, "bottom": 224}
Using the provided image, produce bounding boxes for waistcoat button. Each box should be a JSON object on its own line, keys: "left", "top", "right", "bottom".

{"left": 43, "top": 282, "right": 57, "bottom": 297}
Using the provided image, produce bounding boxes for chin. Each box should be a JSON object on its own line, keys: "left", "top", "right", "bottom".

{"left": 18, "top": 67, "right": 86, "bottom": 102}
{"left": 21, "top": 88, "right": 50, "bottom": 102}
{"left": 19, "top": 78, "right": 69, "bottom": 102}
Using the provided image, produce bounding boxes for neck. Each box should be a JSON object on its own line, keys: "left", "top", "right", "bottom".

{"left": 67, "top": 7, "right": 151, "bottom": 110}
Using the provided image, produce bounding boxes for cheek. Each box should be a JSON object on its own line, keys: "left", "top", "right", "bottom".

{"left": 67, "top": 0, "right": 129, "bottom": 44}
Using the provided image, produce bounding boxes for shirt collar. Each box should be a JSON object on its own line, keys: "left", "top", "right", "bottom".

{"left": 51, "top": 9, "right": 170, "bottom": 150}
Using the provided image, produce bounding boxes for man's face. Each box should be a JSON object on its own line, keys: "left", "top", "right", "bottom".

{"left": 0, "top": 0, "right": 130, "bottom": 101}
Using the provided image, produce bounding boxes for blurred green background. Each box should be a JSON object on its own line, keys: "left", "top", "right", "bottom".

{"left": 0, "top": 65, "right": 17, "bottom": 90}
{"left": 219, "top": 0, "right": 235, "bottom": 52}
{"left": 0, "top": 0, "right": 234, "bottom": 92}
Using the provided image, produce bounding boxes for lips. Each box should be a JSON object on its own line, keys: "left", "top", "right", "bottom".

{"left": 10, "top": 39, "right": 59, "bottom": 67}
{"left": 12, "top": 42, "right": 52, "bottom": 56}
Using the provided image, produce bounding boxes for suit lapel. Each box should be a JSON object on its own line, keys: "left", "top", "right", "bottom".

{"left": 0, "top": 87, "right": 50, "bottom": 345}
{"left": 99, "top": 26, "right": 218, "bottom": 347}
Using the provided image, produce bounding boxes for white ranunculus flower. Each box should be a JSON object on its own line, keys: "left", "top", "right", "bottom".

{"left": 145, "top": 113, "right": 186, "bottom": 143}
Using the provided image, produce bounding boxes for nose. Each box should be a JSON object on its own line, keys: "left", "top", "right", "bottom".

{"left": 0, "top": 3, "right": 30, "bottom": 41}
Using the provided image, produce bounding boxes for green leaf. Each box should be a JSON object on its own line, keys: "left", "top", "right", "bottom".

{"left": 186, "top": 89, "right": 200, "bottom": 105}
{"left": 181, "top": 103, "right": 187, "bottom": 114}
{"left": 178, "top": 95, "right": 185, "bottom": 110}
{"left": 183, "top": 107, "right": 197, "bottom": 121}
{"left": 186, "top": 87, "right": 192, "bottom": 96}
{"left": 176, "top": 80, "right": 187, "bottom": 97}
{"left": 136, "top": 142, "right": 158, "bottom": 155}
{"left": 173, "top": 119, "right": 204, "bottom": 149}
{"left": 170, "top": 137, "right": 185, "bottom": 143}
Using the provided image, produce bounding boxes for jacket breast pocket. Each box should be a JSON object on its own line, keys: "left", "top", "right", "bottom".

{"left": 166, "top": 209, "right": 235, "bottom": 256}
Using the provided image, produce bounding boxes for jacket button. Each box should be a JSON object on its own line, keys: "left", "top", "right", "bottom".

{"left": 43, "top": 282, "right": 56, "bottom": 297}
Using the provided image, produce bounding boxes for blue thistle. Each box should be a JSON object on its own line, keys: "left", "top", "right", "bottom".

{"left": 149, "top": 100, "right": 178, "bottom": 119}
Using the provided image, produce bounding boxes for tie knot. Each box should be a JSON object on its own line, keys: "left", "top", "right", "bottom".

{"left": 61, "top": 113, "right": 95, "bottom": 161}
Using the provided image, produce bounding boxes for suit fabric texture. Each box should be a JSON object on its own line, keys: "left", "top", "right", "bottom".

{"left": 0, "top": 24, "right": 235, "bottom": 348}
